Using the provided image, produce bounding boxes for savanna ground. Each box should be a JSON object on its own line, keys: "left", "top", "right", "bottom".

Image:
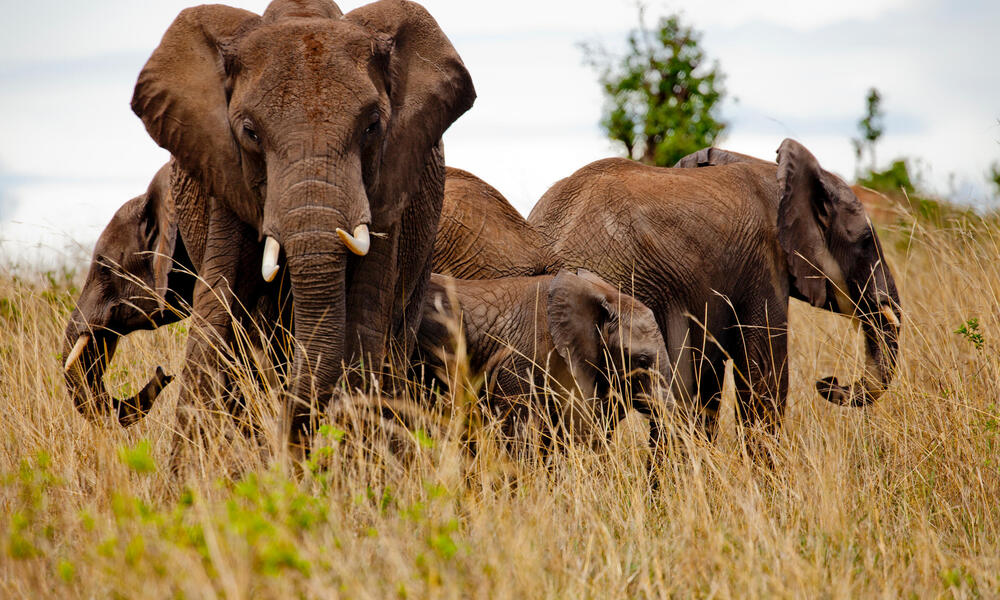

{"left": 1, "top": 204, "right": 999, "bottom": 598}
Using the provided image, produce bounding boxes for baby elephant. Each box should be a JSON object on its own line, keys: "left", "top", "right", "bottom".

{"left": 63, "top": 161, "right": 196, "bottom": 427}
{"left": 416, "top": 269, "right": 672, "bottom": 446}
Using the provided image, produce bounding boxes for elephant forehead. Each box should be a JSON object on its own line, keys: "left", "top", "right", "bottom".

{"left": 616, "top": 307, "right": 663, "bottom": 340}
{"left": 238, "top": 21, "right": 377, "bottom": 99}
{"left": 617, "top": 317, "right": 660, "bottom": 341}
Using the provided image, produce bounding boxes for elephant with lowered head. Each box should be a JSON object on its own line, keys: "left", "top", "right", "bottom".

{"left": 130, "top": 0, "right": 475, "bottom": 449}
{"left": 62, "top": 161, "right": 195, "bottom": 427}
{"left": 529, "top": 139, "right": 901, "bottom": 448}
{"left": 415, "top": 270, "right": 672, "bottom": 445}
{"left": 63, "top": 159, "right": 297, "bottom": 431}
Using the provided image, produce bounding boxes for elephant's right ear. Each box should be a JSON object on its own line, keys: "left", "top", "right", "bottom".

{"left": 776, "top": 138, "right": 866, "bottom": 309}
{"left": 131, "top": 5, "right": 260, "bottom": 213}
{"left": 547, "top": 270, "right": 612, "bottom": 385}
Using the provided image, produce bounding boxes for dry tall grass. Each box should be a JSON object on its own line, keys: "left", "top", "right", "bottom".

{"left": 1, "top": 214, "right": 998, "bottom": 598}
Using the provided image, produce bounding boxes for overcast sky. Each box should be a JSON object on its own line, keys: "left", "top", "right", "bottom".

{"left": 2, "top": 0, "right": 998, "bottom": 266}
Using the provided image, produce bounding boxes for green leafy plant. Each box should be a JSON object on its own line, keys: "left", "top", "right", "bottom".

{"left": 954, "top": 318, "right": 985, "bottom": 351}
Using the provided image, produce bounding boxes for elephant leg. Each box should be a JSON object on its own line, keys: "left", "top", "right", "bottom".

{"left": 343, "top": 224, "right": 400, "bottom": 393}
{"left": 389, "top": 144, "right": 446, "bottom": 385}
{"left": 730, "top": 299, "right": 789, "bottom": 463}
{"left": 693, "top": 348, "right": 727, "bottom": 442}
{"left": 646, "top": 309, "right": 696, "bottom": 454}
{"left": 169, "top": 202, "right": 260, "bottom": 475}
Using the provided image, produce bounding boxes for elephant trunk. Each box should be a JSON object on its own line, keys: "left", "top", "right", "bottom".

{"left": 817, "top": 310, "right": 899, "bottom": 407}
{"left": 282, "top": 213, "right": 350, "bottom": 446}
{"left": 62, "top": 311, "right": 170, "bottom": 427}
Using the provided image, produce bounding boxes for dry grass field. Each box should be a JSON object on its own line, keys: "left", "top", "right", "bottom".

{"left": 1, "top": 209, "right": 999, "bottom": 598}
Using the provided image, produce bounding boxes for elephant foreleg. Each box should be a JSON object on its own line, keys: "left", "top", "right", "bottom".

{"left": 646, "top": 310, "right": 696, "bottom": 453}
{"left": 730, "top": 301, "right": 789, "bottom": 463}
{"left": 169, "top": 201, "right": 260, "bottom": 475}
{"left": 693, "top": 351, "right": 727, "bottom": 442}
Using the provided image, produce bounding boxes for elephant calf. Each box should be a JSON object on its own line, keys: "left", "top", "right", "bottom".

{"left": 415, "top": 269, "right": 672, "bottom": 445}
{"left": 63, "top": 161, "right": 195, "bottom": 427}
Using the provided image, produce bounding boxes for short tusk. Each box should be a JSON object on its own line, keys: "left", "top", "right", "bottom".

{"left": 261, "top": 236, "right": 280, "bottom": 282}
{"left": 880, "top": 305, "right": 900, "bottom": 328}
{"left": 64, "top": 334, "right": 90, "bottom": 372}
{"left": 336, "top": 224, "right": 370, "bottom": 256}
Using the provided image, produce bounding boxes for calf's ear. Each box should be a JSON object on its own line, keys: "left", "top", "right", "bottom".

{"left": 547, "top": 270, "right": 614, "bottom": 390}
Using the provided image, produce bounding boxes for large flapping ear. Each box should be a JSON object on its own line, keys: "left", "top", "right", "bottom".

{"left": 547, "top": 270, "right": 613, "bottom": 388}
{"left": 776, "top": 138, "right": 868, "bottom": 309}
{"left": 131, "top": 5, "right": 261, "bottom": 216}
{"left": 142, "top": 162, "right": 179, "bottom": 308}
{"left": 346, "top": 0, "right": 476, "bottom": 199}
{"left": 674, "top": 147, "right": 773, "bottom": 168}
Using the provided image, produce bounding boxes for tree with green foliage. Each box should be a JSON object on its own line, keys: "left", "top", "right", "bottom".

{"left": 858, "top": 159, "right": 915, "bottom": 195}
{"left": 988, "top": 161, "right": 1000, "bottom": 199}
{"left": 582, "top": 8, "right": 726, "bottom": 167}
{"left": 852, "top": 87, "right": 885, "bottom": 175}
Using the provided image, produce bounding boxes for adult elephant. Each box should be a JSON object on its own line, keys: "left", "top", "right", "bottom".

{"left": 433, "top": 167, "right": 557, "bottom": 279}
{"left": 131, "top": 0, "right": 475, "bottom": 450}
{"left": 528, "top": 139, "right": 901, "bottom": 447}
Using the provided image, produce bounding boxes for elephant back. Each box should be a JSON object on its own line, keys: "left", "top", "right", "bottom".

{"left": 435, "top": 168, "right": 559, "bottom": 279}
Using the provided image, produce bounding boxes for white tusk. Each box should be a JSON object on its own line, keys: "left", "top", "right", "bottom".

{"left": 64, "top": 334, "right": 90, "bottom": 372}
{"left": 881, "top": 305, "right": 900, "bottom": 328}
{"left": 336, "top": 223, "right": 370, "bottom": 256}
{"left": 261, "top": 236, "right": 280, "bottom": 282}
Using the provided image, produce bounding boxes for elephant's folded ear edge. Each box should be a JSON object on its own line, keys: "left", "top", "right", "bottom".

{"left": 775, "top": 138, "right": 833, "bottom": 309}
{"left": 546, "top": 271, "right": 605, "bottom": 377}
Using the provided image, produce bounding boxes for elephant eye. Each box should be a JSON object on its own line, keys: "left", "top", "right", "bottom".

{"left": 242, "top": 119, "right": 259, "bottom": 143}
{"left": 363, "top": 112, "right": 380, "bottom": 137}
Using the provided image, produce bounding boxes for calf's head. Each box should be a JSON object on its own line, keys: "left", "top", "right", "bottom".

{"left": 546, "top": 269, "right": 671, "bottom": 403}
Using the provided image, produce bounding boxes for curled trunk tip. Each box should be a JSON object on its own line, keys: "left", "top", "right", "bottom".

{"left": 816, "top": 376, "right": 883, "bottom": 407}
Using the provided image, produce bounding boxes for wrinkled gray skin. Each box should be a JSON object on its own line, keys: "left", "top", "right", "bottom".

{"left": 433, "top": 167, "right": 558, "bottom": 279}
{"left": 130, "top": 0, "right": 475, "bottom": 451}
{"left": 415, "top": 270, "right": 671, "bottom": 445}
{"left": 62, "top": 162, "right": 196, "bottom": 427}
{"left": 529, "top": 139, "right": 902, "bottom": 451}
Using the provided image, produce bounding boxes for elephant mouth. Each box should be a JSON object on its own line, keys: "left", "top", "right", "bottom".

{"left": 63, "top": 324, "right": 176, "bottom": 427}
{"left": 259, "top": 224, "right": 372, "bottom": 284}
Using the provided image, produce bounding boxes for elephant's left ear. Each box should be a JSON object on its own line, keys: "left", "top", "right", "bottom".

{"left": 776, "top": 138, "right": 869, "bottom": 309}
{"left": 141, "top": 163, "right": 179, "bottom": 309}
{"left": 346, "top": 0, "right": 476, "bottom": 196}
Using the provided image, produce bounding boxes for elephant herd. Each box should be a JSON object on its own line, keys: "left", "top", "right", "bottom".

{"left": 61, "top": 0, "right": 901, "bottom": 464}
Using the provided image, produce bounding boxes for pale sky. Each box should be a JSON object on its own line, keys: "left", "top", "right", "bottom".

{"left": 2, "top": 0, "right": 998, "bottom": 266}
